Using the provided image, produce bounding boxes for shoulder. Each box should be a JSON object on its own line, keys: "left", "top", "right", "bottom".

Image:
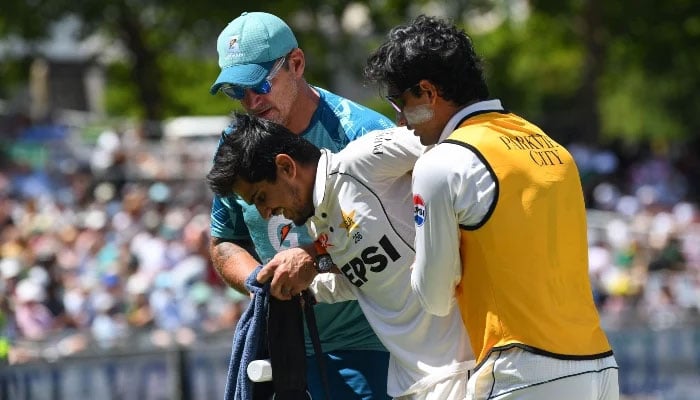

{"left": 315, "top": 86, "right": 394, "bottom": 130}
{"left": 414, "top": 142, "right": 480, "bottom": 187}
{"left": 340, "top": 127, "right": 420, "bottom": 163}
{"left": 342, "top": 126, "right": 413, "bottom": 149}
{"left": 415, "top": 142, "right": 468, "bottom": 169}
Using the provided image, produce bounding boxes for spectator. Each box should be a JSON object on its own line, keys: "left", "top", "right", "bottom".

{"left": 14, "top": 279, "right": 54, "bottom": 340}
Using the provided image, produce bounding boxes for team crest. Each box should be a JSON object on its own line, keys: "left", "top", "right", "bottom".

{"left": 339, "top": 209, "right": 359, "bottom": 236}
{"left": 413, "top": 194, "right": 426, "bottom": 227}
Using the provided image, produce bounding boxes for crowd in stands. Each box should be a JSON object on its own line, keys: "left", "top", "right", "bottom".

{"left": 570, "top": 141, "right": 700, "bottom": 330}
{"left": 1, "top": 117, "right": 699, "bottom": 365}
{"left": 1, "top": 120, "right": 248, "bottom": 365}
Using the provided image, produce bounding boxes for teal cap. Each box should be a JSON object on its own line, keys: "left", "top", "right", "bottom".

{"left": 210, "top": 12, "right": 298, "bottom": 95}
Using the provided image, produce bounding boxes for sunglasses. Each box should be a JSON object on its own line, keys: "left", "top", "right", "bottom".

{"left": 219, "top": 55, "right": 287, "bottom": 100}
{"left": 385, "top": 84, "right": 420, "bottom": 114}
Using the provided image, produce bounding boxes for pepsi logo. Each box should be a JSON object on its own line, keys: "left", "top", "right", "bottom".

{"left": 413, "top": 194, "right": 426, "bottom": 227}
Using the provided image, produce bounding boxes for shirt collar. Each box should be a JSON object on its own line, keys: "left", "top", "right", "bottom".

{"left": 437, "top": 99, "right": 504, "bottom": 144}
{"left": 312, "top": 149, "right": 331, "bottom": 209}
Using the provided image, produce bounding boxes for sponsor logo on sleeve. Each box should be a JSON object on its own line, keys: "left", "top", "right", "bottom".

{"left": 413, "top": 194, "right": 426, "bottom": 227}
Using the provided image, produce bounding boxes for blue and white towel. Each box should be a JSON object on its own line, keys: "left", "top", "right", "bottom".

{"left": 224, "top": 266, "right": 269, "bottom": 400}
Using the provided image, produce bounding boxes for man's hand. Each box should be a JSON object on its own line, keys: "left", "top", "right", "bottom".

{"left": 257, "top": 247, "right": 318, "bottom": 300}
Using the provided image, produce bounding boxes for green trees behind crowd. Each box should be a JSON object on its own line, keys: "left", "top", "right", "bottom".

{"left": 1, "top": 0, "right": 699, "bottom": 148}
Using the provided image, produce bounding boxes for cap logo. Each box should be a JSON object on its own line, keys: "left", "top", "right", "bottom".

{"left": 228, "top": 35, "right": 239, "bottom": 50}
{"left": 226, "top": 35, "right": 242, "bottom": 59}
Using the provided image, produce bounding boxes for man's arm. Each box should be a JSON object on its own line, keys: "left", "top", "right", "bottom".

{"left": 210, "top": 195, "right": 264, "bottom": 293}
{"left": 410, "top": 144, "right": 496, "bottom": 316}
{"left": 210, "top": 237, "right": 261, "bottom": 294}
{"left": 310, "top": 273, "right": 357, "bottom": 303}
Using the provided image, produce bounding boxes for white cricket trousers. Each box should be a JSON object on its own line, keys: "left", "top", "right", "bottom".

{"left": 466, "top": 347, "right": 619, "bottom": 400}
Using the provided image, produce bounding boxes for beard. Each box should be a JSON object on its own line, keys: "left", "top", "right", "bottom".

{"left": 291, "top": 205, "right": 314, "bottom": 226}
{"left": 291, "top": 201, "right": 314, "bottom": 226}
{"left": 292, "top": 215, "right": 310, "bottom": 226}
{"left": 284, "top": 184, "right": 314, "bottom": 226}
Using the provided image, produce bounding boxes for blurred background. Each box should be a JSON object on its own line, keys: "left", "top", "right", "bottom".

{"left": 0, "top": 1, "right": 699, "bottom": 399}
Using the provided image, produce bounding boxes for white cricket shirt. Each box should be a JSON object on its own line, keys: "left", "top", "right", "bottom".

{"left": 410, "top": 100, "right": 502, "bottom": 317}
{"left": 307, "top": 127, "right": 473, "bottom": 398}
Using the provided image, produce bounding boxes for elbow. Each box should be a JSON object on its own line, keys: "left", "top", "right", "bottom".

{"left": 424, "top": 301, "right": 451, "bottom": 318}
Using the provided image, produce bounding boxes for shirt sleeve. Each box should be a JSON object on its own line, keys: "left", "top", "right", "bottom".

{"left": 372, "top": 128, "right": 424, "bottom": 178}
{"left": 209, "top": 195, "right": 251, "bottom": 240}
{"left": 341, "top": 127, "right": 424, "bottom": 179}
{"left": 310, "top": 273, "right": 358, "bottom": 303}
{"left": 410, "top": 143, "right": 496, "bottom": 316}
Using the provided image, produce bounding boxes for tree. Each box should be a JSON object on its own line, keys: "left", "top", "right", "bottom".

{"left": 480, "top": 0, "right": 700, "bottom": 147}
{"left": 3, "top": 0, "right": 698, "bottom": 150}
{"left": 1, "top": 0, "right": 241, "bottom": 121}
{"left": 2, "top": 0, "right": 439, "bottom": 122}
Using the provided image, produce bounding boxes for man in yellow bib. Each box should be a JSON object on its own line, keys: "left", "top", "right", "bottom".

{"left": 365, "top": 15, "right": 619, "bottom": 400}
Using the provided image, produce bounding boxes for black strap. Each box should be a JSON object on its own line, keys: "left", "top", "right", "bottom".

{"left": 267, "top": 295, "right": 310, "bottom": 400}
{"left": 302, "top": 290, "right": 332, "bottom": 400}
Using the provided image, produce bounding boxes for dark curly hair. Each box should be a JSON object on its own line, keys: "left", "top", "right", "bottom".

{"left": 206, "top": 113, "right": 321, "bottom": 197}
{"left": 364, "top": 15, "right": 489, "bottom": 105}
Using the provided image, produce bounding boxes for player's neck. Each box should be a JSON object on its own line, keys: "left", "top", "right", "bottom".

{"left": 287, "top": 82, "right": 320, "bottom": 135}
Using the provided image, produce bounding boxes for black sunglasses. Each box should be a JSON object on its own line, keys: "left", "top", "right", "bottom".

{"left": 385, "top": 84, "right": 420, "bottom": 113}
